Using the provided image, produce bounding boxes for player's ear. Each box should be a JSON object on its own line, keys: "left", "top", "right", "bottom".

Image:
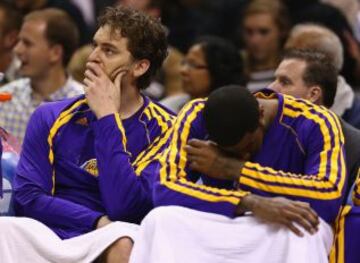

{"left": 307, "top": 86, "right": 322, "bottom": 105}
{"left": 132, "top": 59, "right": 150, "bottom": 78}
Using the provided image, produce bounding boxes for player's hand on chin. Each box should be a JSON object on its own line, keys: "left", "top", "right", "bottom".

{"left": 83, "top": 62, "right": 127, "bottom": 119}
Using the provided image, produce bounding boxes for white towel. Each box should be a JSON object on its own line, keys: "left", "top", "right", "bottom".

{"left": 0, "top": 217, "right": 138, "bottom": 263}
{"left": 130, "top": 206, "right": 333, "bottom": 263}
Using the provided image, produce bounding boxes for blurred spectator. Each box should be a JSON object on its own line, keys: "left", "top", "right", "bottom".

{"left": 285, "top": 23, "right": 360, "bottom": 129}
{"left": 285, "top": 24, "right": 344, "bottom": 74}
{"left": 160, "top": 47, "right": 184, "bottom": 98}
{"left": 13, "top": 0, "right": 91, "bottom": 45}
{"left": 0, "top": 8, "right": 83, "bottom": 143}
{"left": 118, "top": 0, "right": 161, "bottom": 18}
{"left": 321, "top": 0, "right": 360, "bottom": 37}
{"left": 67, "top": 44, "right": 92, "bottom": 83}
{"left": 0, "top": 2, "right": 22, "bottom": 86}
{"left": 241, "top": 0, "right": 290, "bottom": 92}
{"left": 67, "top": 45, "right": 184, "bottom": 101}
{"left": 70, "top": 0, "right": 96, "bottom": 30}
{"left": 282, "top": 0, "right": 360, "bottom": 87}
{"left": 160, "top": 36, "right": 245, "bottom": 113}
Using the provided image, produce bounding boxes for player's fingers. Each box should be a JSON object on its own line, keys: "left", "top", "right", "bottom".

{"left": 184, "top": 145, "right": 203, "bottom": 156}
{"left": 188, "top": 139, "right": 209, "bottom": 148}
{"left": 286, "top": 210, "right": 316, "bottom": 235}
{"left": 285, "top": 221, "right": 304, "bottom": 237}
{"left": 86, "top": 62, "right": 103, "bottom": 77}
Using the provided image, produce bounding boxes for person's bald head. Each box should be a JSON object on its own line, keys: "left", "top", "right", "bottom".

{"left": 285, "top": 23, "right": 343, "bottom": 72}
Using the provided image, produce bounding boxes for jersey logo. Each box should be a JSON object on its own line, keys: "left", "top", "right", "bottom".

{"left": 80, "top": 158, "right": 98, "bottom": 177}
{"left": 75, "top": 117, "right": 88, "bottom": 126}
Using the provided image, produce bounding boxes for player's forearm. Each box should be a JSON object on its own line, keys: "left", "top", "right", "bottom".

{"left": 14, "top": 189, "right": 103, "bottom": 237}
{"left": 92, "top": 114, "right": 152, "bottom": 221}
{"left": 154, "top": 182, "right": 244, "bottom": 218}
{"left": 237, "top": 160, "right": 346, "bottom": 199}
{"left": 97, "top": 157, "right": 152, "bottom": 221}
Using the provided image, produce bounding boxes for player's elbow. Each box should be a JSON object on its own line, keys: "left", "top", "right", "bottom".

{"left": 104, "top": 197, "right": 151, "bottom": 223}
{"left": 104, "top": 203, "right": 127, "bottom": 221}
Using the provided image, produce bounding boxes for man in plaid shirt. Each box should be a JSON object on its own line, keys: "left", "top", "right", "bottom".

{"left": 0, "top": 8, "right": 83, "bottom": 143}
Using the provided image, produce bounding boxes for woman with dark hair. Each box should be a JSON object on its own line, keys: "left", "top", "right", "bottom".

{"left": 160, "top": 36, "right": 245, "bottom": 113}
{"left": 241, "top": 0, "right": 290, "bottom": 92}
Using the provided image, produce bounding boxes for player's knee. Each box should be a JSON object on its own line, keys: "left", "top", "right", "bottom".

{"left": 0, "top": 217, "right": 18, "bottom": 234}
{"left": 143, "top": 206, "right": 177, "bottom": 226}
{"left": 101, "top": 237, "right": 133, "bottom": 263}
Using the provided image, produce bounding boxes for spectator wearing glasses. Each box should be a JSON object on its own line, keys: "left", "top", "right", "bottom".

{"left": 160, "top": 36, "right": 245, "bottom": 113}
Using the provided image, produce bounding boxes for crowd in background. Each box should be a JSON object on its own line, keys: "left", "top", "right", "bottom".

{"left": 1, "top": 0, "right": 360, "bottom": 109}
{"left": 0, "top": 1, "right": 359, "bottom": 262}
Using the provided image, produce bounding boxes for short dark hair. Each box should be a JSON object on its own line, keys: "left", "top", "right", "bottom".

{"left": 0, "top": 1, "right": 22, "bottom": 34}
{"left": 204, "top": 85, "right": 260, "bottom": 147}
{"left": 282, "top": 49, "right": 338, "bottom": 108}
{"left": 193, "top": 36, "right": 246, "bottom": 92}
{"left": 25, "top": 8, "right": 79, "bottom": 67}
{"left": 98, "top": 6, "right": 168, "bottom": 90}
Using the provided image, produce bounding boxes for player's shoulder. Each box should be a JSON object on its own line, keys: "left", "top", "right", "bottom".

{"left": 32, "top": 95, "right": 86, "bottom": 126}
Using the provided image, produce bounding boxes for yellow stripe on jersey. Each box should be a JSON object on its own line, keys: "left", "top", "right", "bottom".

{"left": 326, "top": 106, "right": 345, "bottom": 142}
{"left": 286, "top": 97, "right": 345, "bottom": 191}
{"left": 243, "top": 162, "right": 332, "bottom": 187}
{"left": 142, "top": 107, "right": 151, "bottom": 120}
{"left": 133, "top": 134, "right": 160, "bottom": 168}
{"left": 114, "top": 113, "right": 128, "bottom": 153}
{"left": 254, "top": 91, "right": 278, "bottom": 100}
{"left": 47, "top": 98, "right": 87, "bottom": 195}
{"left": 329, "top": 205, "right": 352, "bottom": 263}
{"left": 150, "top": 102, "right": 174, "bottom": 122}
{"left": 159, "top": 99, "right": 248, "bottom": 203}
{"left": 134, "top": 128, "right": 172, "bottom": 175}
{"left": 286, "top": 100, "right": 337, "bottom": 180}
{"left": 148, "top": 104, "right": 168, "bottom": 134}
{"left": 132, "top": 102, "right": 174, "bottom": 173}
{"left": 178, "top": 103, "right": 204, "bottom": 177}
{"left": 176, "top": 177, "right": 247, "bottom": 197}
{"left": 163, "top": 181, "right": 244, "bottom": 205}
{"left": 239, "top": 96, "right": 346, "bottom": 199}
{"left": 166, "top": 100, "right": 204, "bottom": 181}
{"left": 353, "top": 170, "right": 360, "bottom": 206}
{"left": 240, "top": 175, "right": 340, "bottom": 199}
{"left": 287, "top": 97, "right": 344, "bottom": 182}
{"left": 337, "top": 206, "right": 351, "bottom": 263}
